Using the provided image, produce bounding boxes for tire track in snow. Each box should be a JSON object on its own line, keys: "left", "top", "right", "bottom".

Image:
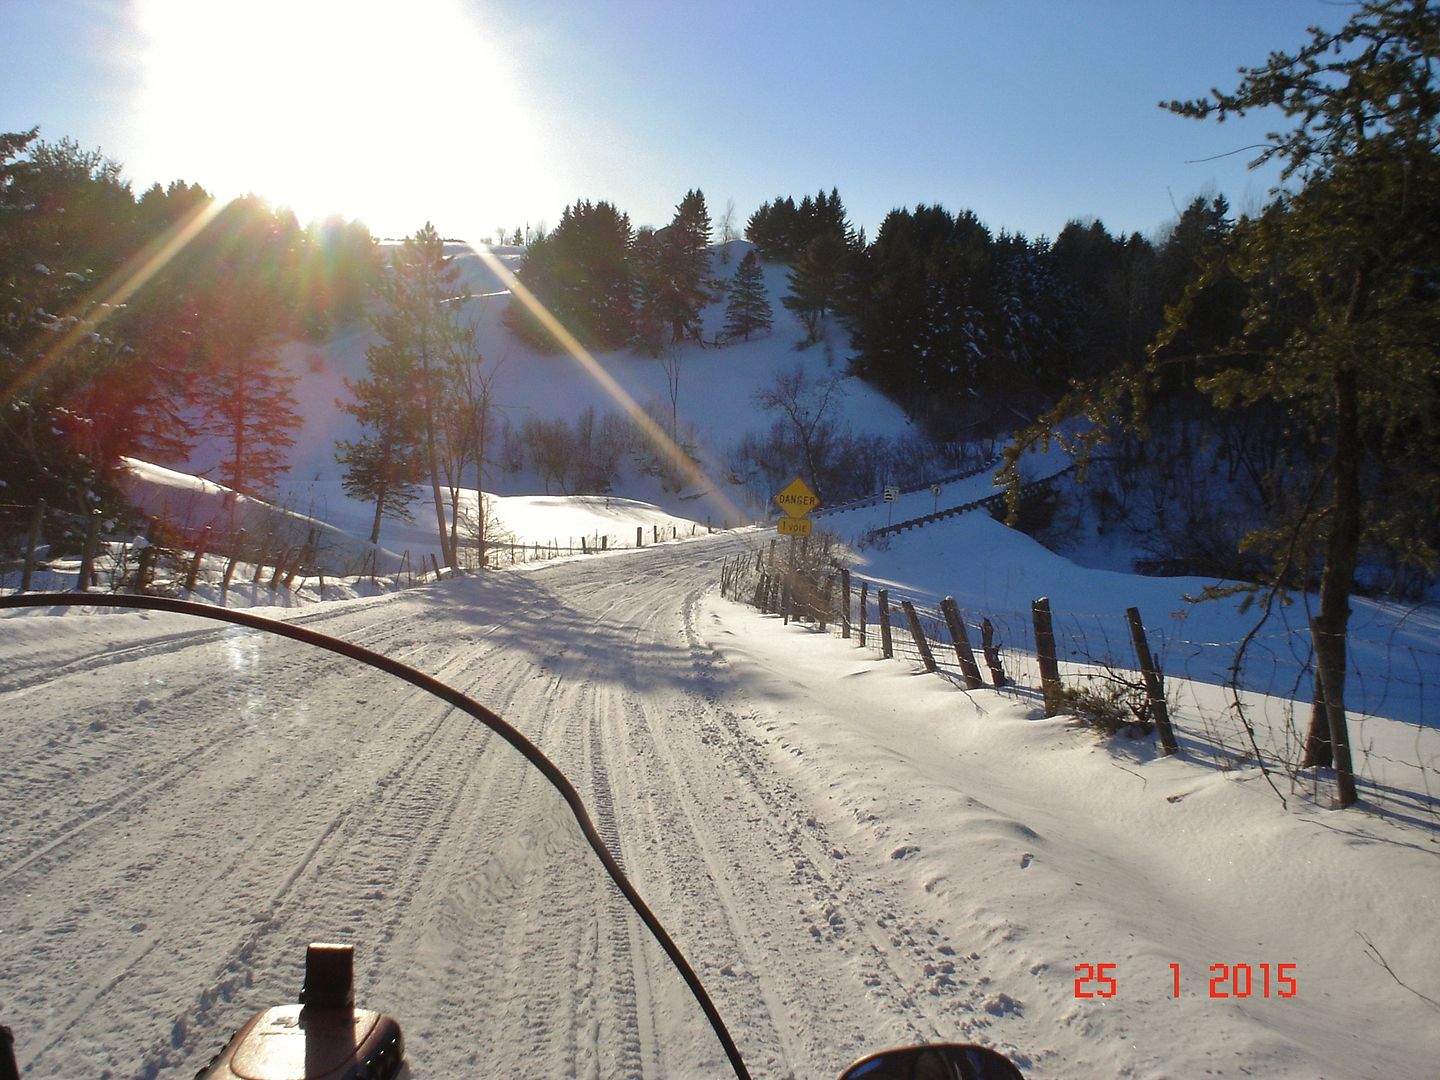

{"left": 5, "top": 535, "right": 995, "bottom": 1077}
{"left": 133, "top": 662, "right": 492, "bottom": 1078}
{"left": 6, "top": 621, "right": 507, "bottom": 1078}
{"left": 0, "top": 610, "right": 494, "bottom": 892}
{"left": 594, "top": 577, "right": 993, "bottom": 1076}
{"left": 0, "top": 737, "right": 229, "bottom": 888}
{"left": 582, "top": 681, "right": 649, "bottom": 1078}
{"left": 680, "top": 587, "right": 1007, "bottom": 1053}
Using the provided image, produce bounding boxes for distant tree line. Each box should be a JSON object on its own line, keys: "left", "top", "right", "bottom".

{"left": 1, "top": 128, "right": 382, "bottom": 545}
{"left": 505, "top": 188, "right": 775, "bottom": 355}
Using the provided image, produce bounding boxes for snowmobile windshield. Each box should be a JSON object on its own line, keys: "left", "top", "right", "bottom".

{"left": 0, "top": 593, "right": 744, "bottom": 1078}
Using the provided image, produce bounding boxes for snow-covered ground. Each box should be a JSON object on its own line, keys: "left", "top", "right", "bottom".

{"left": 2, "top": 535, "right": 1436, "bottom": 1078}
{"left": 4, "top": 238, "right": 1437, "bottom": 1078}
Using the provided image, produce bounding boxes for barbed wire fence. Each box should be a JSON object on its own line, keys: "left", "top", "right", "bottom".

{"left": 717, "top": 534, "right": 1438, "bottom": 828}
{"left": 1, "top": 499, "right": 720, "bottom": 606}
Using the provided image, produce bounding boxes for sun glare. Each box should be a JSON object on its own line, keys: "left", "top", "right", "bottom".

{"left": 128, "top": 0, "right": 565, "bottom": 236}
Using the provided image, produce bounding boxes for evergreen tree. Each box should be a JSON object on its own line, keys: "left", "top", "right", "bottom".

{"left": 782, "top": 232, "right": 849, "bottom": 344}
{"left": 746, "top": 188, "right": 855, "bottom": 262}
{"left": 194, "top": 286, "right": 300, "bottom": 496}
{"left": 336, "top": 334, "right": 424, "bottom": 544}
{"left": 629, "top": 227, "right": 669, "bottom": 354}
{"left": 661, "top": 188, "right": 713, "bottom": 343}
{"left": 1009, "top": 0, "right": 1440, "bottom": 807}
{"left": 1052, "top": 218, "right": 1161, "bottom": 378}
{"left": 506, "top": 200, "right": 634, "bottom": 351}
{"left": 723, "top": 250, "right": 773, "bottom": 342}
{"left": 848, "top": 204, "right": 997, "bottom": 412}
{"left": 746, "top": 196, "right": 797, "bottom": 259}
{"left": 987, "top": 233, "right": 1081, "bottom": 396}
{"left": 297, "top": 215, "right": 380, "bottom": 339}
{"left": 0, "top": 131, "right": 181, "bottom": 536}
{"left": 373, "top": 223, "right": 472, "bottom": 566}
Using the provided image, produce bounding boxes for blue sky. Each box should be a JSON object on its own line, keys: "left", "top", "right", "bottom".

{"left": 1, "top": 0, "right": 1351, "bottom": 244}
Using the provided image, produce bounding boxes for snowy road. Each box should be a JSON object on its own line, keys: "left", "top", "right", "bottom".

{"left": 5, "top": 533, "right": 1438, "bottom": 1079}
{"left": 2, "top": 535, "right": 987, "bottom": 1078}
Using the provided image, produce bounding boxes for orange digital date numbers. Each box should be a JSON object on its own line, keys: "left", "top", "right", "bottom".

{"left": 1073, "top": 962, "right": 1298, "bottom": 999}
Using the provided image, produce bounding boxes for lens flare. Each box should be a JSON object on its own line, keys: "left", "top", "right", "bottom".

{"left": 465, "top": 238, "right": 748, "bottom": 530}
{"left": 3, "top": 196, "right": 226, "bottom": 404}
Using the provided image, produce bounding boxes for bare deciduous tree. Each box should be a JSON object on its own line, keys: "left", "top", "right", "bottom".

{"left": 752, "top": 365, "right": 847, "bottom": 503}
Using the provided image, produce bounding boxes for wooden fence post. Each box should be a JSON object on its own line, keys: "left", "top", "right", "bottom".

{"left": 77, "top": 511, "right": 99, "bottom": 591}
{"left": 819, "top": 574, "right": 834, "bottom": 633}
{"left": 840, "top": 568, "right": 852, "bottom": 639}
{"left": 185, "top": 525, "right": 211, "bottom": 593}
{"left": 981, "top": 618, "right": 1007, "bottom": 687}
{"left": 21, "top": 499, "right": 45, "bottom": 591}
{"left": 901, "top": 600, "right": 938, "bottom": 673}
{"left": 1126, "top": 607, "right": 1179, "bottom": 754}
{"left": 221, "top": 528, "right": 245, "bottom": 601}
{"left": 1032, "top": 597, "right": 1064, "bottom": 716}
{"left": 284, "top": 543, "right": 311, "bottom": 590}
{"left": 253, "top": 533, "right": 272, "bottom": 583}
{"left": 782, "top": 537, "right": 796, "bottom": 625}
{"left": 135, "top": 534, "right": 157, "bottom": 595}
{"left": 940, "top": 597, "right": 985, "bottom": 688}
{"left": 878, "top": 588, "right": 893, "bottom": 659}
{"left": 858, "top": 580, "right": 868, "bottom": 647}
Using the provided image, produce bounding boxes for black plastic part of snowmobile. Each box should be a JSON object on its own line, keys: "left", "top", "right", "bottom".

{"left": 0, "top": 1025, "right": 19, "bottom": 1080}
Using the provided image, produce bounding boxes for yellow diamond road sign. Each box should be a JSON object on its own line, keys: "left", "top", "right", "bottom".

{"left": 774, "top": 476, "right": 820, "bottom": 518}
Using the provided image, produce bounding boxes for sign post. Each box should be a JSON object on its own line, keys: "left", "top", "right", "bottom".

{"left": 773, "top": 477, "right": 821, "bottom": 624}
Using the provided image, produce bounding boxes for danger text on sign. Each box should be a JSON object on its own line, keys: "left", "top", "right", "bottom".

{"left": 774, "top": 476, "right": 820, "bottom": 518}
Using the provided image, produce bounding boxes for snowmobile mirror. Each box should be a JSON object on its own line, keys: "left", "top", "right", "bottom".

{"left": 839, "top": 1042, "right": 1025, "bottom": 1080}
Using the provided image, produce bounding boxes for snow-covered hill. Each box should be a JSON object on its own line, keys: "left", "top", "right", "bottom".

{"left": 133, "top": 239, "right": 911, "bottom": 568}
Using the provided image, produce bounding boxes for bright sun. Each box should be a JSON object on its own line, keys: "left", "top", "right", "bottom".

{"left": 128, "top": 0, "right": 565, "bottom": 238}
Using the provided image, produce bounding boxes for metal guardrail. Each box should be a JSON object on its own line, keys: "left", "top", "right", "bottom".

{"left": 864, "top": 464, "right": 1076, "bottom": 540}
{"left": 816, "top": 455, "right": 1003, "bottom": 517}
